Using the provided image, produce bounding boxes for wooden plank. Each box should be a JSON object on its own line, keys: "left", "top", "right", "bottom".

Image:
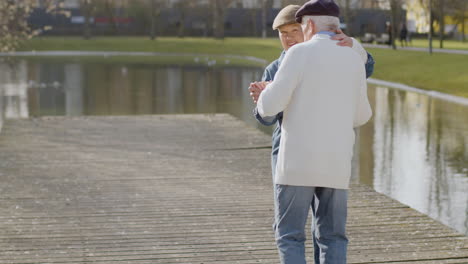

{"left": 0, "top": 114, "right": 466, "bottom": 264}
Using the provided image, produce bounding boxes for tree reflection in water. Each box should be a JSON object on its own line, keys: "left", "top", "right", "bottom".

{"left": 0, "top": 59, "right": 466, "bottom": 235}
{"left": 365, "top": 86, "right": 468, "bottom": 235}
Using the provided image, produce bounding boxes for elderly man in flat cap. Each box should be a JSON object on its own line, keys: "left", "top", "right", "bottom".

{"left": 252, "top": 0, "right": 373, "bottom": 263}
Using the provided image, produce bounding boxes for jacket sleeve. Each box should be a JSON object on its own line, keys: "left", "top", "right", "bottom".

{"left": 257, "top": 46, "right": 303, "bottom": 117}
{"left": 253, "top": 64, "right": 279, "bottom": 126}
{"left": 354, "top": 69, "right": 373, "bottom": 128}
{"left": 254, "top": 107, "right": 278, "bottom": 126}
{"left": 351, "top": 38, "right": 375, "bottom": 79}
{"left": 351, "top": 38, "right": 368, "bottom": 63}
{"left": 365, "top": 52, "right": 375, "bottom": 78}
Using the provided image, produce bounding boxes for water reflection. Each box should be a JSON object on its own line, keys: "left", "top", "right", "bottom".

{"left": 0, "top": 82, "right": 3, "bottom": 132}
{"left": 0, "top": 59, "right": 466, "bottom": 235}
{"left": 0, "top": 59, "right": 263, "bottom": 127}
{"left": 360, "top": 87, "right": 468, "bottom": 235}
{"left": 0, "top": 61, "right": 29, "bottom": 132}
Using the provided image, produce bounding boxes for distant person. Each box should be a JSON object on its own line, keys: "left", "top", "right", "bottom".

{"left": 407, "top": 26, "right": 413, "bottom": 46}
{"left": 400, "top": 23, "right": 408, "bottom": 47}
{"left": 249, "top": 0, "right": 374, "bottom": 264}
{"left": 386, "top": 21, "right": 393, "bottom": 46}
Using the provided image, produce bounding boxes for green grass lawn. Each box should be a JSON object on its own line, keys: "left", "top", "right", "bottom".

{"left": 367, "top": 48, "right": 468, "bottom": 97}
{"left": 20, "top": 36, "right": 283, "bottom": 62}
{"left": 17, "top": 36, "right": 468, "bottom": 98}
{"left": 402, "top": 38, "right": 468, "bottom": 50}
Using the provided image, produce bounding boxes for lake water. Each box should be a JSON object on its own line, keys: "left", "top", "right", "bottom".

{"left": 0, "top": 58, "right": 467, "bottom": 235}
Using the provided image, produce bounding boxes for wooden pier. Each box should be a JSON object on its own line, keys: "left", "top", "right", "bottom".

{"left": 0, "top": 114, "right": 467, "bottom": 264}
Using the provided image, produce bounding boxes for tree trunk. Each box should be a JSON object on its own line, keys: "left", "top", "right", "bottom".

{"left": 429, "top": 0, "right": 433, "bottom": 54}
{"left": 462, "top": 0, "right": 466, "bottom": 42}
{"left": 261, "top": 0, "right": 267, "bottom": 38}
{"left": 105, "top": 0, "right": 119, "bottom": 35}
{"left": 344, "top": 0, "right": 352, "bottom": 35}
{"left": 213, "top": 0, "right": 218, "bottom": 38}
{"left": 150, "top": 0, "right": 156, "bottom": 40}
{"left": 212, "top": 0, "right": 225, "bottom": 39}
{"left": 390, "top": 0, "right": 400, "bottom": 50}
{"left": 439, "top": 0, "right": 444, "bottom": 48}
{"left": 178, "top": 9, "right": 185, "bottom": 38}
{"left": 250, "top": 8, "right": 257, "bottom": 36}
{"left": 83, "top": 0, "right": 92, "bottom": 39}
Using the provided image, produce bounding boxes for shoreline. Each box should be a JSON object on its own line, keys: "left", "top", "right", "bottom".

{"left": 1, "top": 50, "right": 467, "bottom": 105}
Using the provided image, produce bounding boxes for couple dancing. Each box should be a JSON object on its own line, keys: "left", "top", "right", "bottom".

{"left": 248, "top": 0, "right": 373, "bottom": 263}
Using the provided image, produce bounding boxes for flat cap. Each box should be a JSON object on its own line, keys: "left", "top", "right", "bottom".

{"left": 295, "top": 0, "right": 340, "bottom": 23}
{"left": 272, "top": 5, "right": 301, "bottom": 30}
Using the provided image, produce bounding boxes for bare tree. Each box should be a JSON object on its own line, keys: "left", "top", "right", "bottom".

{"left": 211, "top": 0, "right": 236, "bottom": 39}
{"left": 262, "top": 0, "right": 267, "bottom": 38}
{"left": 450, "top": 0, "right": 465, "bottom": 42}
{"left": 261, "top": 0, "right": 273, "bottom": 38}
{"left": 127, "top": 0, "right": 165, "bottom": 40}
{"left": 150, "top": 0, "right": 159, "bottom": 40}
{"left": 420, "top": 0, "right": 451, "bottom": 51}
{"left": 93, "top": 0, "right": 123, "bottom": 35}
{"left": 80, "top": 0, "right": 96, "bottom": 39}
{"left": 0, "top": 0, "right": 69, "bottom": 52}
{"left": 245, "top": 0, "right": 272, "bottom": 38}
{"left": 332, "top": 0, "right": 350, "bottom": 34}
{"left": 249, "top": 5, "right": 258, "bottom": 36}
{"left": 459, "top": 0, "right": 466, "bottom": 42}
{"left": 388, "top": 0, "right": 403, "bottom": 49}
{"left": 343, "top": 0, "right": 353, "bottom": 35}
{"left": 424, "top": 0, "right": 447, "bottom": 49}
{"left": 105, "top": 0, "right": 120, "bottom": 35}
{"left": 418, "top": 0, "right": 434, "bottom": 53}
{"left": 211, "top": 0, "right": 223, "bottom": 39}
{"left": 175, "top": 0, "right": 197, "bottom": 38}
{"left": 438, "top": 0, "right": 445, "bottom": 48}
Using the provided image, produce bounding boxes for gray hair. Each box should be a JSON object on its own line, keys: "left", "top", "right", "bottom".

{"left": 301, "top": 15, "right": 340, "bottom": 32}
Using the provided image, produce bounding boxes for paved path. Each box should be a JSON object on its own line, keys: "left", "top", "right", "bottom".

{"left": 362, "top": 43, "right": 468, "bottom": 55}
{"left": 0, "top": 114, "right": 467, "bottom": 264}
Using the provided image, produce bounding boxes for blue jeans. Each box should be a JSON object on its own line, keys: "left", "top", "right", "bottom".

{"left": 274, "top": 184, "right": 348, "bottom": 264}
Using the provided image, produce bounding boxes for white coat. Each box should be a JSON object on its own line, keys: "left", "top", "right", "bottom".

{"left": 257, "top": 33, "right": 372, "bottom": 189}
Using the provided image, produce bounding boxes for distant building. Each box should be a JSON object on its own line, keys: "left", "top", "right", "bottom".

{"left": 405, "top": 0, "right": 467, "bottom": 38}
{"left": 35, "top": 0, "right": 80, "bottom": 8}
{"left": 137, "top": 0, "right": 284, "bottom": 9}
{"left": 406, "top": 0, "right": 429, "bottom": 33}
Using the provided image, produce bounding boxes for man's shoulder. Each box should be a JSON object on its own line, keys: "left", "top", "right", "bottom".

{"left": 288, "top": 39, "right": 324, "bottom": 56}
{"left": 280, "top": 43, "right": 310, "bottom": 62}
{"left": 309, "top": 38, "right": 359, "bottom": 58}
{"left": 304, "top": 37, "right": 336, "bottom": 49}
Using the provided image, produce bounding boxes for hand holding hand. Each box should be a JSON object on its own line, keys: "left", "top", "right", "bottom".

{"left": 257, "top": 81, "right": 270, "bottom": 89}
{"left": 248, "top": 81, "right": 271, "bottom": 103}
{"left": 249, "top": 82, "right": 263, "bottom": 104}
